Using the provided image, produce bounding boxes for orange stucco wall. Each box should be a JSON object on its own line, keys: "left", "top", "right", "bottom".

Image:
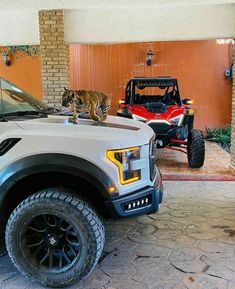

{"left": 0, "top": 42, "right": 232, "bottom": 132}
{"left": 0, "top": 49, "right": 43, "bottom": 100}
{"left": 70, "top": 40, "right": 233, "bottom": 131}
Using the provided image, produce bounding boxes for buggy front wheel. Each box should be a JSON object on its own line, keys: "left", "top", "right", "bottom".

{"left": 187, "top": 129, "right": 205, "bottom": 168}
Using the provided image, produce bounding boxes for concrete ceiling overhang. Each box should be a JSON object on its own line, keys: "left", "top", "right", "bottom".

{"left": 1, "top": 0, "right": 235, "bottom": 9}
{"left": 0, "top": 0, "right": 235, "bottom": 45}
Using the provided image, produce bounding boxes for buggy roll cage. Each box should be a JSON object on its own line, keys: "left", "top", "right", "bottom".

{"left": 125, "top": 77, "right": 182, "bottom": 105}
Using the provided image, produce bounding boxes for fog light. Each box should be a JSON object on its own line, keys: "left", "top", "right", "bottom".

{"left": 124, "top": 195, "right": 152, "bottom": 211}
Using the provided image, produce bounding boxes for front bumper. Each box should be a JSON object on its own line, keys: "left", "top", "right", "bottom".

{"left": 148, "top": 122, "right": 178, "bottom": 143}
{"left": 105, "top": 177, "right": 163, "bottom": 218}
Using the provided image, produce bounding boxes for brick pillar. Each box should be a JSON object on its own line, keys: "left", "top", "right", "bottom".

{"left": 39, "top": 10, "right": 70, "bottom": 107}
{"left": 231, "top": 46, "right": 235, "bottom": 170}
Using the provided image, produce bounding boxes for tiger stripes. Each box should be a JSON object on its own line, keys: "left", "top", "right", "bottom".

{"left": 62, "top": 88, "right": 110, "bottom": 123}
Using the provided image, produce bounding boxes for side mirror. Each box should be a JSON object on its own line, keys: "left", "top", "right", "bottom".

{"left": 182, "top": 98, "right": 193, "bottom": 105}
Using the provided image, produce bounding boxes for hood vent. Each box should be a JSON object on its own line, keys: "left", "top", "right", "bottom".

{"left": 0, "top": 138, "right": 21, "bottom": 156}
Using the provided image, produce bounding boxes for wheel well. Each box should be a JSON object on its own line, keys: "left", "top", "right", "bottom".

{"left": 1, "top": 172, "right": 109, "bottom": 236}
{"left": 184, "top": 114, "right": 194, "bottom": 131}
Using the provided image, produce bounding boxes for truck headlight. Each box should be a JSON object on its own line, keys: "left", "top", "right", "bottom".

{"left": 107, "top": 147, "right": 141, "bottom": 185}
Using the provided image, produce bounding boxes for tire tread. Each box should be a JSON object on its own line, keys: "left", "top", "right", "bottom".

{"left": 5, "top": 187, "right": 105, "bottom": 288}
{"left": 187, "top": 129, "right": 205, "bottom": 168}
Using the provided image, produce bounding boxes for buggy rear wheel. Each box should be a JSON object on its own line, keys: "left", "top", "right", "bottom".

{"left": 5, "top": 188, "right": 105, "bottom": 288}
{"left": 187, "top": 129, "right": 205, "bottom": 168}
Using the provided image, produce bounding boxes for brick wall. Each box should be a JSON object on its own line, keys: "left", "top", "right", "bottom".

{"left": 231, "top": 47, "right": 235, "bottom": 170}
{"left": 39, "top": 10, "right": 70, "bottom": 107}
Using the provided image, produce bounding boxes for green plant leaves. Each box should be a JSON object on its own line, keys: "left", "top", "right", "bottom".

{"left": 206, "top": 126, "right": 231, "bottom": 152}
{"left": 6, "top": 45, "right": 40, "bottom": 56}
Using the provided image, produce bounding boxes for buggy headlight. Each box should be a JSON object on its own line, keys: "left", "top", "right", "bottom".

{"left": 132, "top": 114, "right": 147, "bottom": 122}
{"left": 170, "top": 114, "right": 184, "bottom": 126}
{"left": 107, "top": 147, "right": 141, "bottom": 185}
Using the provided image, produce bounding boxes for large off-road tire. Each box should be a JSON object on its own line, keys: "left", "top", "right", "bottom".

{"left": 5, "top": 188, "right": 105, "bottom": 288}
{"left": 187, "top": 129, "right": 205, "bottom": 168}
{"left": 0, "top": 227, "right": 6, "bottom": 256}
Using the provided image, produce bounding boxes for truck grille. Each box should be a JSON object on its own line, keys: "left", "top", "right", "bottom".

{"left": 149, "top": 138, "right": 157, "bottom": 181}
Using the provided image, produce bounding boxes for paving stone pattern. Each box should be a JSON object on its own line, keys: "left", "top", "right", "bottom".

{"left": 157, "top": 141, "right": 234, "bottom": 179}
{"left": 1, "top": 182, "right": 235, "bottom": 289}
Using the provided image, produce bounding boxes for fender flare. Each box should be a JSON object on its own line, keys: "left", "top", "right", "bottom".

{"left": 0, "top": 153, "right": 118, "bottom": 204}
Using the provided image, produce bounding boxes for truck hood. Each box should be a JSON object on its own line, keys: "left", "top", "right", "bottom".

{"left": 15, "top": 115, "right": 155, "bottom": 147}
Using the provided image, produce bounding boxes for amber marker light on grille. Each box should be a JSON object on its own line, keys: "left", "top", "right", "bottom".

{"left": 107, "top": 147, "right": 141, "bottom": 185}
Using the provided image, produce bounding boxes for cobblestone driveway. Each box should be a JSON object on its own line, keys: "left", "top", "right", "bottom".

{"left": 1, "top": 181, "right": 235, "bottom": 289}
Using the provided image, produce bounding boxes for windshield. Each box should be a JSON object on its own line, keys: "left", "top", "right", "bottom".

{"left": 133, "top": 85, "right": 180, "bottom": 105}
{"left": 0, "top": 77, "right": 48, "bottom": 116}
{"left": 125, "top": 78, "right": 181, "bottom": 106}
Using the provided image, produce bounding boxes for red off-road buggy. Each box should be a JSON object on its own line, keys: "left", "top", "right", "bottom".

{"left": 117, "top": 77, "right": 205, "bottom": 168}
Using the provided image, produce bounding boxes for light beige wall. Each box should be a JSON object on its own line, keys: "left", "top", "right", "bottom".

{"left": 0, "top": 2, "right": 235, "bottom": 45}
{"left": 0, "top": 10, "right": 39, "bottom": 45}
{"left": 64, "top": 4, "right": 235, "bottom": 44}
{"left": 1, "top": 0, "right": 235, "bottom": 10}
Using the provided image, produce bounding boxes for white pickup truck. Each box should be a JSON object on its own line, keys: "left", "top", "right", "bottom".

{"left": 0, "top": 77, "right": 163, "bottom": 288}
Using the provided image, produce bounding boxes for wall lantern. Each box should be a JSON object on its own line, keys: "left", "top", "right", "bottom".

{"left": 2, "top": 51, "right": 11, "bottom": 66}
{"left": 146, "top": 49, "right": 154, "bottom": 66}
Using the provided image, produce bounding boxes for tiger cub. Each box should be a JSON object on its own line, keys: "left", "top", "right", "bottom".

{"left": 62, "top": 88, "right": 110, "bottom": 123}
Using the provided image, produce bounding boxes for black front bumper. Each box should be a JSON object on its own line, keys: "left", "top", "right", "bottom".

{"left": 148, "top": 123, "right": 178, "bottom": 147}
{"left": 105, "top": 178, "right": 163, "bottom": 218}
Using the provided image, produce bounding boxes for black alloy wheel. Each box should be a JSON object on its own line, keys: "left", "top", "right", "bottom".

{"left": 5, "top": 188, "right": 105, "bottom": 288}
{"left": 21, "top": 214, "right": 81, "bottom": 273}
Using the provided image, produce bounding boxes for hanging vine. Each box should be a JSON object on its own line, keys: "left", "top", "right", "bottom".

{"left": 6, "top": 45, "right": 40, "bottom": 56}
